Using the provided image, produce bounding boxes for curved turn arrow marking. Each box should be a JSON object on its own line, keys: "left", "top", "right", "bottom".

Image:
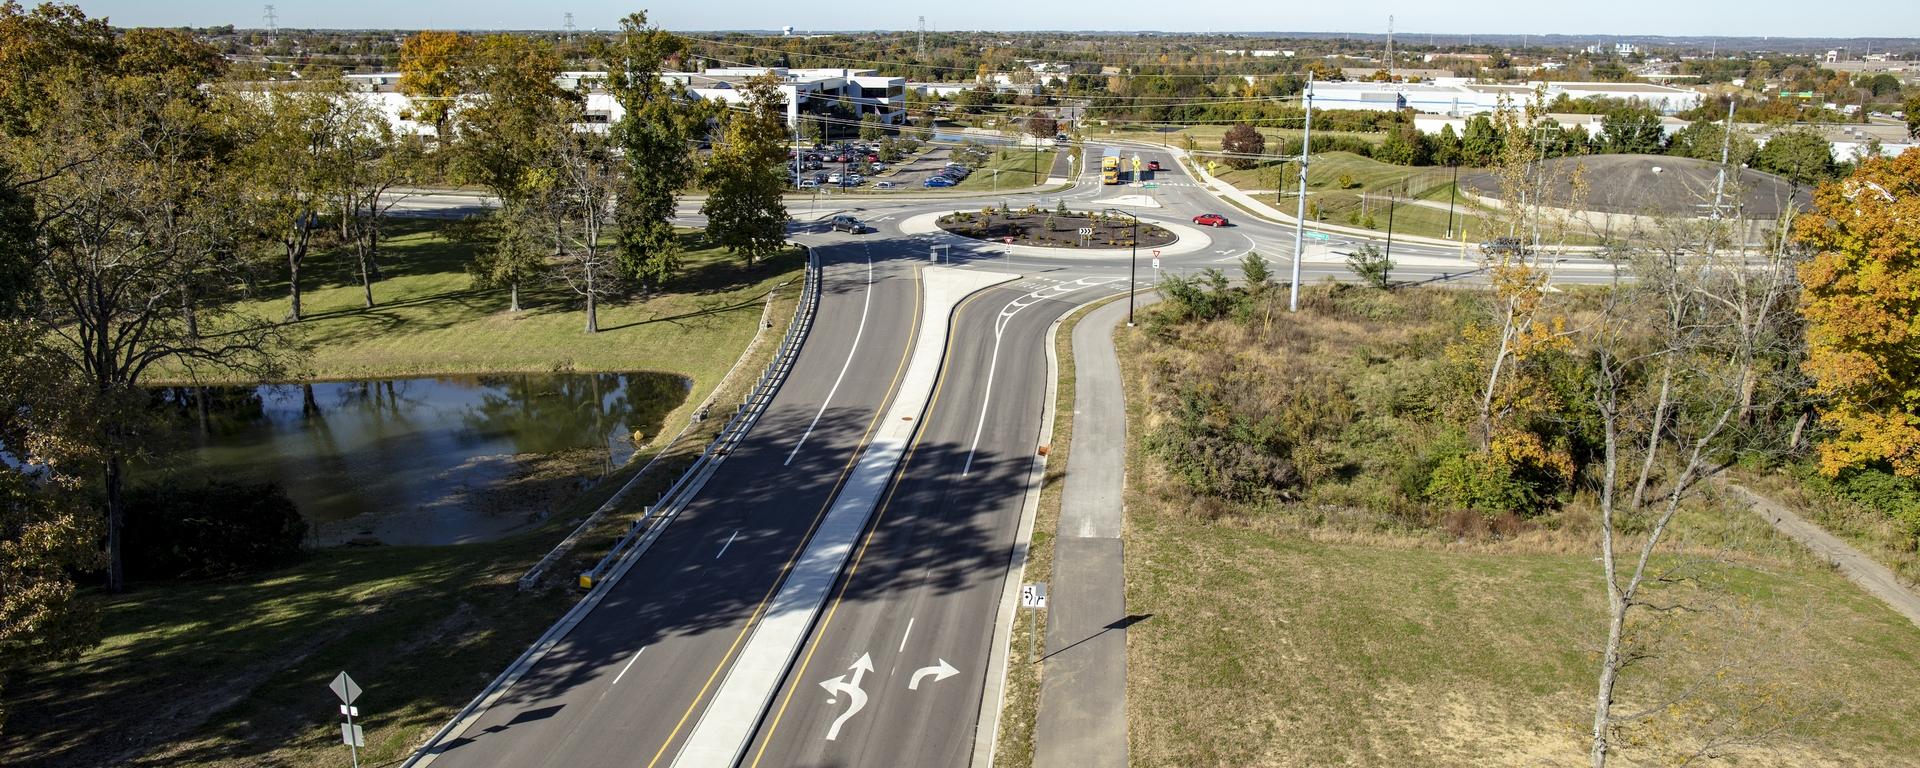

{"left": 817, "top": 653, "right": 874, "bottom": 741}
{"left": 907, "top": 659, "right": 959, "bottom": 691}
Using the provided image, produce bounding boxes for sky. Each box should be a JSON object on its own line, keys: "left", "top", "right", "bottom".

{"left": 65, "top": 0, "right": 1920, "bottom": 39}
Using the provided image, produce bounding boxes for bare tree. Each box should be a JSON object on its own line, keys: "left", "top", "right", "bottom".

{"left": 330, "top": 102, "right": 420, "bottom": 309}
{"left": 1585, "top": 206, "right": 1805, "bottom": 768}
{"left": 547, "top": 127, "right": 624, "bottom": 333}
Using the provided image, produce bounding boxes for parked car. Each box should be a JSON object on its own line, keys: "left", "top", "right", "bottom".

{"left": 874, "top": 180, "right": 898, "bottom": 189}
{"left": 798, "top": 179, "right": 820, "bottom": 189}
{"left": 1148, "top": 160, "right": 1162, "bottom": 171}
{"left": 1480, "top": 237, "right": 1531, "bottom": 256}
{"left": 1192, "top": 213, "right": 1230, "bottom": 227}
{"left": 827, "top": 172, "right": 843, "bottom": 183}
{"left": 1055, "top": 132, "right": 1069, "bottom": 141}
{"left": 830, "top": 215, "right": 867, "bottom": 233}
{"left": 868, "top": 162, "right": 888, "bottom": 172}
{"left": 923, "top": 176, "right": 957, "bottom": 188}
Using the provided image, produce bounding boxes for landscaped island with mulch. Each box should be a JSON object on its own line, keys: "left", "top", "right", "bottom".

{"left": 937, "top": 206, "right": 1177, "bottom": 249}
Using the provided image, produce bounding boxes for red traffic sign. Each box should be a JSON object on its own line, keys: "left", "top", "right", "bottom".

{"left": 1002, "top": 237, "right": 1015, "bottom": 244}
{"left": 1152, "top": 249, "right": 1161, "bottom": 257}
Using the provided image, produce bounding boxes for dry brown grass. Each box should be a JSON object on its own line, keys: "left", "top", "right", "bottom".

{"left": 1117, "top": 286, "right": 1920, "bottom": 767}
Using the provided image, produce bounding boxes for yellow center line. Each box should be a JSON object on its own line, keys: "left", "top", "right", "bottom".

{"left": 643, "top": 255, "right": 924, "bottom": 768}
{"left": 747, "top": 281, "right": 1001, "bottom": 767}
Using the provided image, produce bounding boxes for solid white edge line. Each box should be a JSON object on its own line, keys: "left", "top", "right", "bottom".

{"left": 785, "top": 252, "right": 874, "bottom": 466}
{"left": 970, "top": 290, "right": 1117, "bottom": 768}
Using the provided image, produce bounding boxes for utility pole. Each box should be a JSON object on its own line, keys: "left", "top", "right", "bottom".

{"left": 1290, "top": 70, "right": 1314, "bottom": 313}
{"left": 1709, "top": 98, "right": 1735, "bottom": 221}
{"left": 1446, "top": 162, "right": 1459, "bottom": 239}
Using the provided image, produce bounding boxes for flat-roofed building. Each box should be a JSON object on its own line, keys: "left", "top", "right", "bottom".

{"left": 1306, "top": 79, "right": 1704, "bottom": 117}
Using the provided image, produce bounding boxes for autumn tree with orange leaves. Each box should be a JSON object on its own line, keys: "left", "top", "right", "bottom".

{"left": 1795, "top": 149, "right": 1920, "bottom": 478}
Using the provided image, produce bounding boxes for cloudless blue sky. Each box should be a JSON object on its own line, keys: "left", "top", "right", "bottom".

{"left": 66, "top": 1, "right": 1920, "bottom": 38}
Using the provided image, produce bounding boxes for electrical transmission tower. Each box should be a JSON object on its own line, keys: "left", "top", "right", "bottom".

{"left": 1386, "top": 15, "right": 1394, "bottom": 80}
{"left": 263, "top": 4, "right": 277, "bottom": 41}
{"left": 917, "top": 16, "right": 927, "bottom": 58}
{"left": 563, "top": 12, "right": 575, "bottom": 41}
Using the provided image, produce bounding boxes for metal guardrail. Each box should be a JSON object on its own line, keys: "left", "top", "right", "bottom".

{"left": 560, "top": 247, "right": 821, "bottom": 591}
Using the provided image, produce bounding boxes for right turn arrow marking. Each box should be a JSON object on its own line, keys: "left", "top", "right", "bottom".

{"left": 907, "top": 659, "right": 959, "bottom": 691}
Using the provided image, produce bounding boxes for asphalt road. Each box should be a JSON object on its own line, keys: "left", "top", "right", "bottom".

{"left": 737, "top": 276, "right": 1130, "bottom": 767}
{"left": 418, "top": 239, "right": 923, "bottom": 768}
{"left": 400, "top": 138, "right": 1635, "bottom": 768}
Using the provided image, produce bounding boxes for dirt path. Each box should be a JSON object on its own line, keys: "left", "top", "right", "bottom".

{"left": 1728, "top": 483, "right": 1920, "bottom": 629}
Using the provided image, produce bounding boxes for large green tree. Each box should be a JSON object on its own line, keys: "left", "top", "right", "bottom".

{"left": 1665, "top": 119, "right": 1757, "bottom": 166}
{"left": 700, "top": 74, "right": 791, "bottom": 267}
{"left": 452, "top": 34, "right": 578, "bottom": 311}
{"left": 233, "top": 77, "right": 358, "bottom": 321}
{"left": 4, "top": 9, "right": 283, "bottom": 593}
{"left": 1753, "top": 127, "right": 1836, "bottom": 187}
{"left": 1599, "top": 104, "right": 1665, "bottom": 154}
{"left": 605, "top": 12, "right": 706, "bottom": 290}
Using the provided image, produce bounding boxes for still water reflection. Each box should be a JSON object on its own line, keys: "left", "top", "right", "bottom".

{"left": 147, "top": 372, "right": 688, "bottom": 546}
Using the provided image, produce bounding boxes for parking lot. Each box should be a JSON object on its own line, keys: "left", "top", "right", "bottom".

{"left": 791, "top": 141, "right": 998, "bottom": 193}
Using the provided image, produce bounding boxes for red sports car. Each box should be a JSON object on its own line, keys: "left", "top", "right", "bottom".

{"left": 1192, "top": 213, "right": 1229, "bottom": 227}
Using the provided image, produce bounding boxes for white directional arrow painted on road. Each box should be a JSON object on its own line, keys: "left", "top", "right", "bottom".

{"left": 907, "top": 659, "right": 959, "bottom": 690}
{"left": 817, "top": 653, "right": 874, "bottom": 741}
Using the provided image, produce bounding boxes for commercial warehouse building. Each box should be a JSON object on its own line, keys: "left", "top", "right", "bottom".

{"left": 1305, "top": 79, "right": 1705, "bottom": 117}
{"left": 332, "top": 65, "right": 907, "bottom": 136}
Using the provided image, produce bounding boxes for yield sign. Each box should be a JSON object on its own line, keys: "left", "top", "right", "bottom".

{"left": 329, "top": 671, "right": 362, "bottom": 705}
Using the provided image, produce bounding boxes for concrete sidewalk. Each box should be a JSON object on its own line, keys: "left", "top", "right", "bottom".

{"left": 1032, "top": 293, "right": 1157, "bottom": 768}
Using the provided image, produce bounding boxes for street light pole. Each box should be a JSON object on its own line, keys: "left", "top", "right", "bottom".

{"left": 1290, "top": 70, "right": 1314, "bottom": 313}
{"left": 1105, "top": 207, "right": 1139, "bottom": 326}
{"left": 1445, "top": 162, "right": 1459, "bottom": 239}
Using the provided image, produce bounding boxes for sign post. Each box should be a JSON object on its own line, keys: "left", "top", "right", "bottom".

{"left": 1151, "top": 249, "right": 1161, "bottom": 272}
{"left": 1002, "top": 236, "right": 1015, "bottom": 266}
{"left": 1021, "top": 582, "right": 1049, "bottom": 662}
{"left": 329, "top": 672, "right": 364, "bottom": 768}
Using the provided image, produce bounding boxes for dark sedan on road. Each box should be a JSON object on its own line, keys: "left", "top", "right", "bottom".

{"left": 1192, "top": 213, "right": 1229, "bottom": 227}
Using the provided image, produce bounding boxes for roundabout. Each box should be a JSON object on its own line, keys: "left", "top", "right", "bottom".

{"left": 935, "top": 208, "right": 1176, "bottom": 250}
{"left": 897, "top": 208, "right": 1216, "bottom": 259}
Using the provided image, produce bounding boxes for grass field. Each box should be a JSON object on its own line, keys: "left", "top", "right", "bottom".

{"left": 1115, "top": 288, "right": 1920, "bottom": 767}
{"left": 953, "top": 148, "right": 1057, "bottom": 191}
{"left": 0, "top": 222, "right": 809, "bottom": 767}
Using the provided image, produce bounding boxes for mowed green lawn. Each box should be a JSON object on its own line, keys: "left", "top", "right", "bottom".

{"left": 174, "top": 219, "right": 802, "bottom": 390}
{"left": 952, "top": 148, "right": 1058, "bottom": 191}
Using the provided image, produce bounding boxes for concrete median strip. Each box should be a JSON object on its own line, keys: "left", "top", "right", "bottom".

{"left": 670, "top": 265, "right": 1017, "bottom": 768}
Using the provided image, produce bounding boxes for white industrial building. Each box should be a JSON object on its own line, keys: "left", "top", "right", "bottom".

{"left": 327, "top": 66, "right": 906, "bottom": 136}
{"left": 1306, "top": 79, "right": 1704, "bottom": 117}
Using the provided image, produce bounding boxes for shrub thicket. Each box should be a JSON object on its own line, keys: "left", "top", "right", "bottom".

{"left": 123, "top": 480, "right": 307, "bottom": 580}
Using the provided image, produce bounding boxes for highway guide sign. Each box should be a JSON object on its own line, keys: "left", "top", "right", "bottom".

{"left": 1305, "top": 231, "right": 1331, "bottom": 241}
